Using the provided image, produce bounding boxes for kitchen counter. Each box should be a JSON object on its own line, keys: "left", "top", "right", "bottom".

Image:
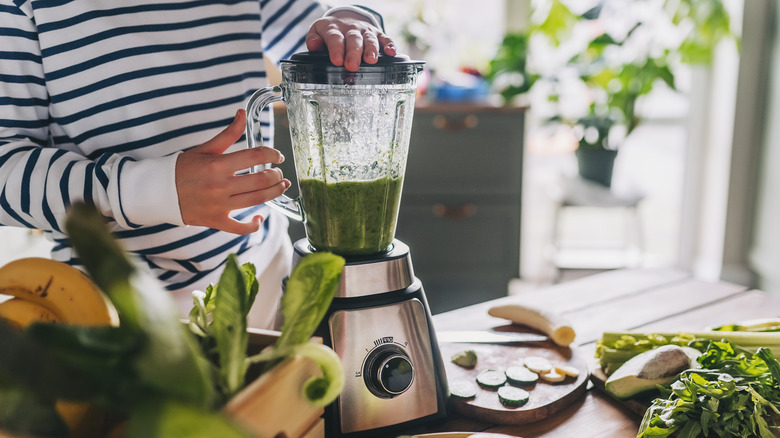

{"left": 394, "top": 268, "right": 780, "bottom": 437}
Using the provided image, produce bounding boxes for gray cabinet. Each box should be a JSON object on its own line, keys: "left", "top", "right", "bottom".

{"left": 272, "top": 104, "right": 525, "bottom": 314}
{"left": 397, "top": 105, "right": 525, "bottom": 313}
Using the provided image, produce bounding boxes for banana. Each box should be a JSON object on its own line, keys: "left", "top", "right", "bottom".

{"left": 0, "top": 257, "right": 118, "bottom": 326}
{"left": 0, "top": 297, "right": 62, "bottom": 329}
{"left": 55, "top": 402, "right": 104, "bottom": 438}
{"left": 0, "top": 259, "right": 110, "bottom": 438}
{"left": 488, "top": 303, "right": 576, "bottom": 347}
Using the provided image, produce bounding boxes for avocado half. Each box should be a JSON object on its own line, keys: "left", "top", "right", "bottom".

{"left": 604, "top": 345, "right": 702, "bottom": 399}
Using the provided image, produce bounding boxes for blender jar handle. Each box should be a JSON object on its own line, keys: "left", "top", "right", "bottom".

{"left": 245, "top": 85, "right": 305, "bottom": 222}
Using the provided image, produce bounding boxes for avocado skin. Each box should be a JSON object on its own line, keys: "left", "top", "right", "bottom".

{"left": 604, "top": 345, "right": 701, "bottom": 399}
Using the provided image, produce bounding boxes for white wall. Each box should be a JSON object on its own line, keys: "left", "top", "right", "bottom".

{"left": 748, "top": 1, "right": 780, "bottom": 293}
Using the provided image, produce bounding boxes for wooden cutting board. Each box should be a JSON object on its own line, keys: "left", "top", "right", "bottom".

{"left": 439, "top": 325, "right": 588, "bottom": 425}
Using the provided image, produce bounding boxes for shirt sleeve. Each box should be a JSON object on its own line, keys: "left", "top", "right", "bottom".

{"left": 260, "top": 0, "right": 327, "bottom": 63}
{"left": 0, "top": 2, "right": 184, "bottom": 233}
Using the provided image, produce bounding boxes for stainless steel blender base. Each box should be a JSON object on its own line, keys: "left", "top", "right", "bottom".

{"left": 292, "top": 239, "right": 448, "bottom": 437}
{"left": 330, "top": 294, "right": 439, "bottom": 433}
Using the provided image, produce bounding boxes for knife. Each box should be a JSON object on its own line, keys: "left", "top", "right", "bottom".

{"left": 435, "top": 330, "right": 548, "bottom": 344}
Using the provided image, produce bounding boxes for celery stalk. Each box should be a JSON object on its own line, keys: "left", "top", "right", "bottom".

{"left": 596, "top": 331, "right": 780, "bottom": 375}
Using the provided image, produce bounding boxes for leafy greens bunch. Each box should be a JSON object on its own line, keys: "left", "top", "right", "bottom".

{"left": 188, "top": 251, "right": 346, "bottom": 407}
{"left": 596, "top": 331, "right": 780, "bottom": 376}
{"left": 637, "top": 343, "right": 780, "bottom": 438}
{"left": 0, "top": 202, "right": 345, "bottom": 438}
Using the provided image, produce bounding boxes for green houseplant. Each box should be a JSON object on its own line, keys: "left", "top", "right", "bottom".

{"left": 563, "top": 20, "right": 677, "bottom": 187}
{"left": 489, "top": 0, "right": 738, "bottom": 187}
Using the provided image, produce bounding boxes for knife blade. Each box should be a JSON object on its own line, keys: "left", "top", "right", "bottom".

{"left": 435, "top": 330, "right": 548, "bottom": 344}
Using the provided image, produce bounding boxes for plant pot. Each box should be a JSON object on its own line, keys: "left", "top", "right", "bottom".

{"left": 575, "top": 147, "right": 618, "bottom": 187}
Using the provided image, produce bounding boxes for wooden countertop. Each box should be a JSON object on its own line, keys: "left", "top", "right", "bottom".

{"left": 398, "top": 268, "right": 780, "bottom": 437}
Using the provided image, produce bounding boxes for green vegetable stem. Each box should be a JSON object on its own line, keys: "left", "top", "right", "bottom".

{"left": 596, "top": 331, "right": 780, "bottom": 376}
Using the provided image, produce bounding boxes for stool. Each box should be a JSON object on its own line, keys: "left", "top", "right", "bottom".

{"left": 545, "top": 176, "right": 645, "bottom": 280}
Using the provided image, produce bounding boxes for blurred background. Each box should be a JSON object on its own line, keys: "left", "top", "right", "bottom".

{"left": 315, "top": 0, "right": 777, "bottom": 313}
{"left": 5, "top": 0, "right": 778, "bottom": 315}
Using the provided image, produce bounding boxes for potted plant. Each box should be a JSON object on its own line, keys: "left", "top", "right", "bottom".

{"left": 563, "top": 21, "right": 678, "bottom": 187}
{"left": 489, "top": 0, "right": 737, "bottom": 187}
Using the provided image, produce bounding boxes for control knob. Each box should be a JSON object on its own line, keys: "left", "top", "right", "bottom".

{"left": 363, "top": 345, "right": 414, "bottom": 398}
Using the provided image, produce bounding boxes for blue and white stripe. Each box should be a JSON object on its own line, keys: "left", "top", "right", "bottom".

{"left": 0, "top": 0, "right": 325, "bottom": 291}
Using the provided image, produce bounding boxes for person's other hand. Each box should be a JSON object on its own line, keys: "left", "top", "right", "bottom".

{"left": 306, "top": 10, "right": 397, "bottom": 72}
{"left": 175, "top": 109, "right": 290, "bottom": 234}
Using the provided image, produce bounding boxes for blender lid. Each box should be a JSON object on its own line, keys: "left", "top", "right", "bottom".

{"left": 284, "top": 50, "right": 424, "bottom": 67}
{"left": 280, "top": 50, "right": 424, "bottom": 85}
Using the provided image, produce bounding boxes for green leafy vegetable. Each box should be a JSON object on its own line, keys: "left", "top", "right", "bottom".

{"left": 65, "top": 202, "right": 216, "bottom": 408}
{"left": 636, "top": 343, "right": 780, "bottom": 438}
{"left": 127, "top": 398, "right": 250, "bottom": 438}
{"left": 244, "top": 252, "right": 346, "bottom": 407}
{"left": 0, "top": 376, "right": 68, "bottom": 438}
{"left": 712, "top": 318, "right": 780, "bottom": 333}
{"left": 188, "top": 250, "right": 345, "bottom": 408}
{"left": 0, "top": 202, "right": 347, "bottom": 437}
{"left": 293, "top": 342, "right": 345, "bottom": 407}
{"left": 0, "top": 320, "right": 105, "bottom": 404}
{"left": 212, "top": 255, "right": 252, "bottom": 398}
{"left": 596, "top": 331, "right": 780, "bottom": 376}
{"left": 276, "top": 252, "right": 345, "bottom": 350}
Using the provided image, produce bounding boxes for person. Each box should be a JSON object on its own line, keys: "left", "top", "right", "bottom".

{"left": 0, "top": 1, "right": 397, "bottom": 328}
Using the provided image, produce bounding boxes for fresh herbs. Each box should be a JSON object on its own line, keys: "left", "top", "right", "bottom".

{"left": 637, "top": 343, "right": 780, "bottom": 438}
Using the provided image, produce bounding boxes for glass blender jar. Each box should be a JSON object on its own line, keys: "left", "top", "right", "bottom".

{"left": 245, "top": 51, "right": 424, "bottom": 256}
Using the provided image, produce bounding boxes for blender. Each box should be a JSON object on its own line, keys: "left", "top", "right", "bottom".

{"left": 246, "top": 51, "right": 448, "bottom": 437}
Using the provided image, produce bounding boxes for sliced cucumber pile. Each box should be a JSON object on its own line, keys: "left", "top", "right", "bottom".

{"left": 449, "top": 354, "right": 580, "bottom": 409}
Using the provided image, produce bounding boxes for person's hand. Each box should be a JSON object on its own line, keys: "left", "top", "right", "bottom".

{"left": 306, "top": 10, "right": 397, "bottom": 72}
{"left": 175, "top": 109, "right": 290, "bottom": 235}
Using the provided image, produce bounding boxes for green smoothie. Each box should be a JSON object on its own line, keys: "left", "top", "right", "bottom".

{"left": 298, "top": 176, "right": 404, "bottom": 256}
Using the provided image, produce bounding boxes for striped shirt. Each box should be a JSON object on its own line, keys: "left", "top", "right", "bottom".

{"left": 0, "top": 0, "right": 325, "bottom": 292}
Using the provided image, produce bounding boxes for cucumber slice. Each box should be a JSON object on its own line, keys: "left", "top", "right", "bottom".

{"left": 498, "top": 386, "right": 530, "bottom": 407}
{"left": 451, "top": 349, "right": 478, "bottom": 368}
{"left": 505, "top": 366, "right": 539, "bottom": 386}
{"left": 449, "top": 379, "right": 478, "bottom": 399}
{"left": 476, "top": 369, "right": 507, "bottom": 389}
